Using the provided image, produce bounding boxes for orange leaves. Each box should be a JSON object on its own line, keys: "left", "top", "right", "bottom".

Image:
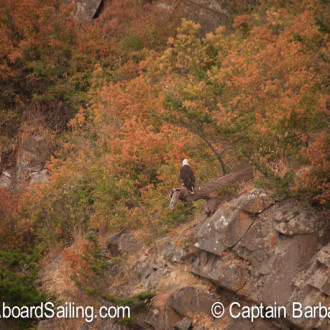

{"left": 153, "top": 1, "right": 329, "bottom": 200}
{"left": 63, "top": 240, "right": 93, "bottom": 273}
{"left": 299, "top": 131, "right": 330, "bottom": 204}
{"left": 0, "top": 188, "right": 34, "bottom": 250}
{"left": 88, "top": 75, "right": 188, "bottom": 187}
{"left": 8, "top": 0, "right": 328, "bottom": 253}
{"left": 215, "top": 1, "right": 329, "bottom": 160}
{"left": 62, "top": 236, "right": 107, "bottom": 289}
{"left": 233, "top": 14, "right": 252, "bottom": 30}
{"left": 0, "top": 188, "right": 19, "bottom": 220}
{"left": 68, "top": 108, "right": 86, "bottom": 128}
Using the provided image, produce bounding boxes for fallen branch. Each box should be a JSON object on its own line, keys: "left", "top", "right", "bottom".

{"left": 169, "top": 167, "right": 254, "bottom": 216}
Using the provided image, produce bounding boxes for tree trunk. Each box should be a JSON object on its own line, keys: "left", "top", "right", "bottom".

{"left": 169, "top": 167, "right": 254, "bottom": 216}
{"left": 200, "top": 136, "right": 227, "bottom": 176}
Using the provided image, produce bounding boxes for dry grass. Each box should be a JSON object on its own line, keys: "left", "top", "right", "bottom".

{"left": 39, "top": 233, "right": 98, "bottom": 304}
{"left": 38, "top": 234, "right": 106, "bottom": 329}
{"left": 152, "top": 264, "right": 215, "bottom": 310}
{"left": 39, "top": 249, "right": 78, "bottom": 302}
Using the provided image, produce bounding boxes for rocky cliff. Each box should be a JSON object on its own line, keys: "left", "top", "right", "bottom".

{"left": 38, "top": 188, "right": 329, "bottom": 330}
{"left": 0, "top": 132, "right": 49, "bottom": 189}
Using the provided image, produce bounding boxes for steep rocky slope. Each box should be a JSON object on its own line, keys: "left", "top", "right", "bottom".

{"left": 38, "top": 188, "right": 329, "bottom": 330}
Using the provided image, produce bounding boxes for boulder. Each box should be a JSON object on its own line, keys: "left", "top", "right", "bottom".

{"left": 194, "top": 189, "right": 274, "bottom": 256}
{"left": 65, "top": 0, "right": 103, "bottom": 21}
{"left": 174, "top": 317, "right": 192, "bottom": 330}
{"left": 167, "top": 287, "right": 217, "bottom": 319}
{"left": 104, "top": 232, "right": 143, "bottom": 257}
{"left": 135, "top": 256, "right": 172, "bottom": 290}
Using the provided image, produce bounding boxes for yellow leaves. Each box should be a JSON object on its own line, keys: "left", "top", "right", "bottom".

{"left": 177, "top": 19, "right": 201, "bottom": 36}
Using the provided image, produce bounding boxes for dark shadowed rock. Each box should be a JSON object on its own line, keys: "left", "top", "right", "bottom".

{"left": 167, "top": 287, "right": 217, "bottom": 319}
{"left": 212, "top": 311, "right": 289, "bottom": 330}
{"left": 174, "top": 317, "right": 192, "bottom": 330}
{"left": 105, "top": 232, "right": 143, "bottom": 257}
{"left": 192, "top": 251, "right": 250, "bottom": 294}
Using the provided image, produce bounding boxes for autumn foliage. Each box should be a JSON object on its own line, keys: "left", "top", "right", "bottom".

{"left": 0, "top": 0, "right": 329, "bottom": 319}
{"left": 62, "top": 235, "right": 108, "bottom": 295}
{"left": 3, "top": 0, "right": 327, "bottom": 242}
{"left": 0, "top": 0, "right": 111, "bottom": 165}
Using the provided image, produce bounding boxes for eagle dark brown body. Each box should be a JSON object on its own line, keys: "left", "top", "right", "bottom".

{"left": 179, "top": 159, "right": 195, "bottom": 193}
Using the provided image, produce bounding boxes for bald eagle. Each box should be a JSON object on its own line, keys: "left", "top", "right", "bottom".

{"left": 180, "top": 159, "right": 195, "bottom": 194}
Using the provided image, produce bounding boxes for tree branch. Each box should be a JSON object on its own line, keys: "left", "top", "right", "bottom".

{"left": 169, "top": 167, "right": 254, "bottom": 216}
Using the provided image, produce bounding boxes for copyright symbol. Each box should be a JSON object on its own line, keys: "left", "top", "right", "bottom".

{"left": 211, "top": 302, "right": 225, "bottom": 318}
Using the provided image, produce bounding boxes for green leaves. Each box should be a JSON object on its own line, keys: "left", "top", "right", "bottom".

{"left": 0, "top": 248, "right": 46, "bottom": 307}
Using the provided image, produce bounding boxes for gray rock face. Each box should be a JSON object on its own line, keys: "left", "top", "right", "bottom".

{"left": 1, "top": 134, "right": 50, "bottom": 188}
{"left": 272, "top": 202, "right": 324, "bottom": 235}
{"left": 156, "top": 0, "right": 230, "bottom": 33}
{"left": 16, "top": 135, "right": 49, "bottom": 185}
{"left": 37, "top": 319, "right": 57, "bottom": 330}
{"left": 0, "top": 170, "right": 12, "bottom": 188}
{"left": 65, "top": 0, "right": 102, "bottom": 21}
{"left": 194, "top": 189, "right": 274, "bottom": 256}
{"left": 135, "top": 255, "right": 172, "bottom": 290}
{"left": 192, "top": 250, "right": 250, "bottom": 293}
{"left": 191, "top": 189, "right": 329, "bottom": 329}
{"left": 167, "top": 287, "right": 217, "bottom": 319}
{"left": 287, "top": 243, "right": 330, "bottom": 329}
{"left": 75, "top": 0, "right": 102, "bottom": 20}
{"left": 79, "top": 319, "right": 129, "bottom": 330}
{"left": 163, "top": 241, "right": 189, "bottom": 263}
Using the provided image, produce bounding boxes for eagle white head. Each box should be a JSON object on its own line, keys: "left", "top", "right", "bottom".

{"left": 182, "top": 159, "right": 189, "bottom": 166}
